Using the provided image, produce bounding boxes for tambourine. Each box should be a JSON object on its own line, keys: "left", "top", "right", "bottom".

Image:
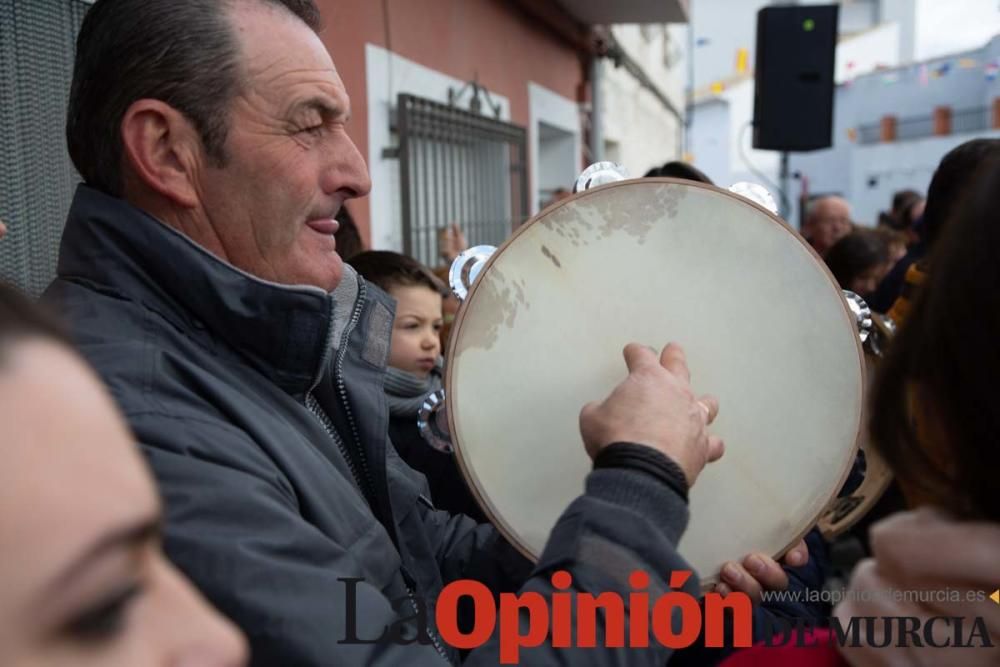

{"left": 442, "top": 173, "right": 872, "bottom": 586}
{"left": 817, "top": 302, "right": 895, "bottom": 540}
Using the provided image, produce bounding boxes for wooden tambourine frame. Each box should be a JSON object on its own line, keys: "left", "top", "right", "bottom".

{"left": 444, "top": 178, "right": 867, "bottom": 586}
{"left": 817, "top": 313, "right": 895, "bottom": 539}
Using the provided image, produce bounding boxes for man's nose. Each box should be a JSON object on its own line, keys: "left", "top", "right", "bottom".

{"left": 322, "top": 133, "right": 372, "bottom": 199}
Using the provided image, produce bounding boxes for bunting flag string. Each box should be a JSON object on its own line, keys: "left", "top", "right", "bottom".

{"left": 862, "top": 56, "right": 1000, "bottom": 87}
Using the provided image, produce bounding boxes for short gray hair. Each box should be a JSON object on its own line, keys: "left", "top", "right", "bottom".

{"left": 805, "top": 195, "right": 849, "bottom": 222}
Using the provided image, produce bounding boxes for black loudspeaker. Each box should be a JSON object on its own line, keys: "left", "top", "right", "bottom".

{"left": 753, "top": 4, "right": 839, "bottom": 151}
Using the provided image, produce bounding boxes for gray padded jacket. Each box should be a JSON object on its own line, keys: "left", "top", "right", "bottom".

{"left": 45, "top": 185, "right": 698, "bottom": 666}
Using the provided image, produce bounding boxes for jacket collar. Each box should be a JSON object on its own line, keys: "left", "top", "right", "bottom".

{"left": 56, "top": 184, "right": 361, "bottom": 397}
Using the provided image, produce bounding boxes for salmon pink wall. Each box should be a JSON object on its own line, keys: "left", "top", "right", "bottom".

{"left": 315, "top": 0, "right": 584, "bottom": 242}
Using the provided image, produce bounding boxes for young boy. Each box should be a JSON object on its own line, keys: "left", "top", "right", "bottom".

{"left": 348, "top": 250, "right": 486, "bottom": 522}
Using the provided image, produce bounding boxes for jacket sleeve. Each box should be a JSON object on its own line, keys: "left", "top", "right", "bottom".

{"left": 419, "top": 503, "right": 535, "bottom": 593}
{"left": 132, "top": 412, "right": 452, "bottom": 667}
{"left": 141, "top": 407, "right": 697, "bottom": 666}
{"left": 459, "top": 459, "right": 700, "bottom": 665}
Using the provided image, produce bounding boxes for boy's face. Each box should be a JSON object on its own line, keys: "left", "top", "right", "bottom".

{"left": 388, "top": 285, "right": 443, "bottom": 378}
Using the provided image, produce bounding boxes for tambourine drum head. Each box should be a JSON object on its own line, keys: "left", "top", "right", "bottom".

{"left": 446, "top": 179, "right": 863, "bottom": 585}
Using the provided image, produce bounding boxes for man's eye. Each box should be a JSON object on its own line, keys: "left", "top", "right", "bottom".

{"left": 64, "top": 583, "right": 143, "bottom": 644}
{"left": 300, "top": 125, "right": 324, "bottom": 136}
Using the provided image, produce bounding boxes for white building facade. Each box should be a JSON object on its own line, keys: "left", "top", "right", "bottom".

{"left": 685, "top": 0, "right": 998, "bottom": 227}
{"left": 598, "top": 23, "right": 689, "bottom": 178}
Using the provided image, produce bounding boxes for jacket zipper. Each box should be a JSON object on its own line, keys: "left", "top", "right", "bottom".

{"left": 305, "top": 393, "right": 366, "bottom": 497}
{"left": 406, "top": 584, "right": 450, "bottom": 661}
{"left": 303, "top": 280, "right": 377, "bottom": 504}
{"left": 306, "top": 283, "right": 449, "bottom": 663}
{"left": 331, "top": 280, "right": 377, "bottom": 504}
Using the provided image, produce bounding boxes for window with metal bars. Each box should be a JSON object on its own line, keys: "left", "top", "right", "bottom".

{"left": 396, "top": 93, "right": 529, "bottom": 267}
{"left": 0, "top": 0, "right": 89, "bottom": 296}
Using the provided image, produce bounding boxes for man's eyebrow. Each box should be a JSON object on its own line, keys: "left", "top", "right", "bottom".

{"left": 288, "top": 97, "right": 350, "bottom": 122}
{"left": 45, "top": 517, "right": 162, "bottom": 595}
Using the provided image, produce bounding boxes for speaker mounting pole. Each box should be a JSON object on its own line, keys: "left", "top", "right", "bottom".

{"left": 779, "top": 151, "right": 790, "bottom": 220}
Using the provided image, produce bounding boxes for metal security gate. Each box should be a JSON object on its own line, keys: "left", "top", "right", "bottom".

{"left": 0, "top": 0, "right": 89, "bottom": 296}
{"left": 397, "top": 93, "right": 529, "bottom": 267}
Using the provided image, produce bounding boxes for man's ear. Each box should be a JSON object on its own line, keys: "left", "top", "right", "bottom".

{"left": 120, "top": 99, "right": 203, "bottom": 208}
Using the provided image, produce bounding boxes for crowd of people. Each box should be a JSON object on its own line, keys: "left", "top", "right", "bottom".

{"left": 798, "top": 138, "right": 1000, "bottom": 326}
{"left": 1, "top": 1, "right": 999, "bottom": 665}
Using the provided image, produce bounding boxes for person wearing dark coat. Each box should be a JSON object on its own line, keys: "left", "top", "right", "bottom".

{"left": 44, "top": 1, "right": 800, "bottom": 663}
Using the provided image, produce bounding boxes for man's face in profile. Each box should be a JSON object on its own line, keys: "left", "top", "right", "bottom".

{"left": 192, "top": 4, "right": 372, "bottom": 292}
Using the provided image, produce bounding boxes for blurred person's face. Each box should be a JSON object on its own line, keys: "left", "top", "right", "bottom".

{"left": 0, "top": 341, "right": 247, "bottom": 667}
{"left": 807, "top": 198, "right": 852, "bottom": 255}
{"left": 847, "top": 265, "right": 885, "bottom": 299}
{"left": 0, "top": 219, "right": 7, "bottom": 240}
{"left": 888, "top": 241, "right": 907, "bottom": 265}
{"left": 178, "top": 3, "right": 371, "bottom": 292}
{"left": 902, "top": 200, "right": 926, "bottom": 245}
{"left": 388, "top": 285, "right": 443, "bottom": 378}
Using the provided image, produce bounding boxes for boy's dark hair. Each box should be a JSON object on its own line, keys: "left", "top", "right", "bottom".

{"left": 0, "top": 282, "right": 71, "bottom": 369}
{"left": 643, "top": 161, "right": 714, "bottom": 185}
{"left": 349, "top": 251, "right": 447, "bottom": 297}
{"left": 658, "top": 161, "right": 714, "bottom": 185}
